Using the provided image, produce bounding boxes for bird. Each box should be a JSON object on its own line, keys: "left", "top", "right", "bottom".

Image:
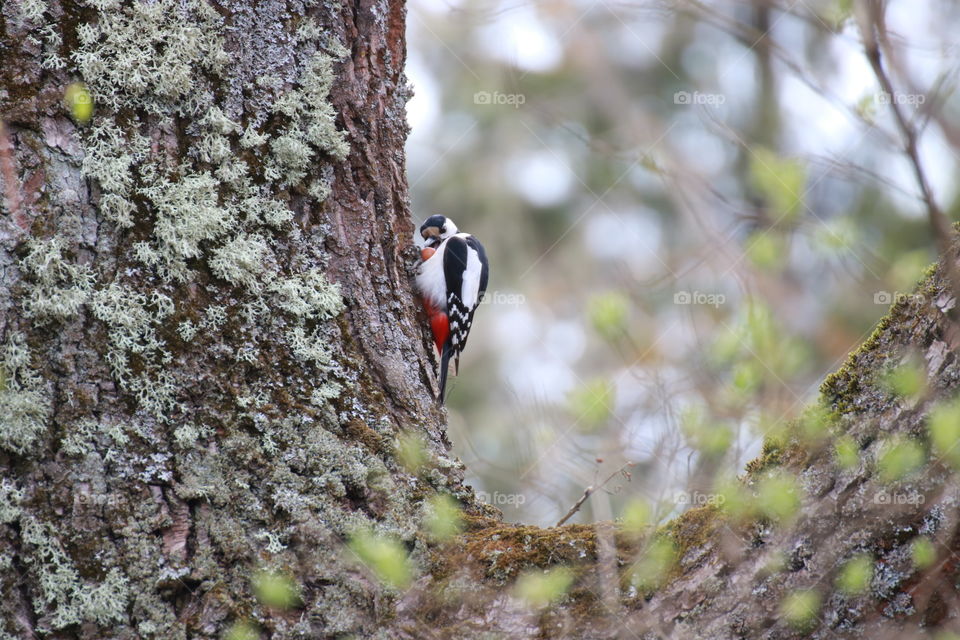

{"left": 415, "top": 215, "right": 489, "bottom": 403}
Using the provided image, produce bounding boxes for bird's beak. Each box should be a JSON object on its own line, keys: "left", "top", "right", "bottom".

{"left": 421, "top": 226, "right": 441, "bottom": 242}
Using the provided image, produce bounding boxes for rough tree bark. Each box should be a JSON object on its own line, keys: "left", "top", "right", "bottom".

{"left": 0, "top": 1, "right": 476, "bottom": 638}
{"left": 3, "top": 1, "right": 959, "bottom": 640}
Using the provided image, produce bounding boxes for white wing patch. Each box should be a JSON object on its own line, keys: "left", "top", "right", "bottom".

{"left": 461, "top": 241, "right": 482, "bottom": 310}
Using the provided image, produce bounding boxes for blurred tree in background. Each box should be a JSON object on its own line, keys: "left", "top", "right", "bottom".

{"left": 406, "top": 0, "right": 960, "bottom": 526}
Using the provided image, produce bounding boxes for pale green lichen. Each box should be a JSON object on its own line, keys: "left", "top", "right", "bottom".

{"left": 36, "top": 23, "right": 67, "bottom": 71}
{"left": 262, "top": 52, "right": 350, "bottom": 188}
{"left": 209, "top": 233, "right": 270, "bottom": 289}
{"left": 213, "top": 157, "right": 249, "bottom": 191}
{"left": 0, "top": 479, "right": 24, "bottom": 524}
{"left": 173, "top": 422, "right": 210, "bottom": 449}
{"left": 239, "top": 297, "right": 271, "bottom": 325}
{"left": 196, "top": 106, "right": 241, "bottom": 162}
{"left": 0, "top": 333, "right": 49, "bottom": 455}
{"left": 15, "top": 0, "right": 46, "bottom": 23}
{"left": 296, "top": 18, "right": 324, "bottom": 43}
{"left": 240, "top": 124, "right": 269, "bottom": 149}
{"left": 266, "top": 270, "right": 346, "bottom": 367}
{"left": 21, "top": 516, "right": 130, "bottom": 629}
{"left": 257, "top": 198, "right": 296, "bottom": 228}
{"left": 269, "top": 269, "right": 344, "bottom": 318}
{"left": 72, "top": 0, "right": 229, "bottom": 115}
{"left": 177, "top": 320, "right": 198, "bottom": 342}
{"left": 255, "top": 530, "right": 288, "bottom": 554}
{"left": 267, "top": 133, "right": 314, "bottom": 186}
{"left": 308, "top": 173, "right": 334, "bottom": 201}
{"left": 61, "top": 418, "right": 130, "bottom": 457}
{"left": 20, "top": 237, "right": 95, "bottom": 319}
{"left": 135, "top": 169, "right": 238, "bottom": 281}
{"left": 236, "top": 344, "right": 259, "bottom": 364}
{"left": 67, "top": 0, "right": 350, "bottom": 398}
{"left": 90, "top": 283, "right": 173, "bottom": 383}
{"left": 201, "top": 304, "right": 228, "bottom": 330}
{"left": 236, "top": 391, "right": 268, "bottom": 410}
{"left": 89, "top": 283, "right": 180, "bottom": 419}
{"left": 80, "top": 121, "right": 146, "bottom": 228}
{"left": 287, "top": 325, "right": 339, "bottom": 366}
{"left": 311, "top": 383, "right": 343, "bottom": 405}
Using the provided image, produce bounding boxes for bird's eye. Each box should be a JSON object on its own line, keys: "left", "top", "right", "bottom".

{"left": 441, "top": 225, "right": 447, "bottom": 233}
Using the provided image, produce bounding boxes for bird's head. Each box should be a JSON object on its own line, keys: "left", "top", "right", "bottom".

{"left": 420, "top": 215, "right": 458, "bottom": 248}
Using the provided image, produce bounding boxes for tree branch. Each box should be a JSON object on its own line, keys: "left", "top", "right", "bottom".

{"left": 857, "top": 0, "right": 960, "bottom": 345}
{"left": 555, "top": 463, "right": 632, "bottom": 527}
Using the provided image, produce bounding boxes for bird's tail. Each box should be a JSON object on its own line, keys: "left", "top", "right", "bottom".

{"left": 438, "top": 342, "right": 453, "bottom": 404}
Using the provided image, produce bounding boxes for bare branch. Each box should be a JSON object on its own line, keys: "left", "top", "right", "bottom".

{"left": 556, "top": 463, "right": 632, "bottom": 527}
{"left": 856, "top": 0, "right": 960, "bottom": 349}
{"left": 857, "top": 1, "right": 949, "bottom": 247}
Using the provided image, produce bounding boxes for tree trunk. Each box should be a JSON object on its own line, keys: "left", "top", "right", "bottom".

{"left": 0, "top": 1, "right": 472, "bottom": 638}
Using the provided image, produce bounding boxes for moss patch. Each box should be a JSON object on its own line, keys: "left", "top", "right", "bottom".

{"left": 821, "top": 259, "right": 941, "bottom": 413}
{"left": 659, "top": 504, "right": 722, "bottom": 573}
{"left": 454, "top": 519, "right": 604, "bottom": 581}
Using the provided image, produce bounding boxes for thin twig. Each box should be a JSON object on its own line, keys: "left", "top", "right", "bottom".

{"left": 858, "top": 2, "right": 949, "bottom": 246}
{"left": 857, "top": 0, "right": 960, "bottom": 343}
{"left": 555, "top": 463, "right": 632, "bottom": 527}
{"left": 556, "top": 487, "right": 594, "bottom": 528}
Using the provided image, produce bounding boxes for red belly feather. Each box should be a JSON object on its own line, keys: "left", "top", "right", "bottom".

{"left": 421, "top": 297, "right": 449, "bottom": 354}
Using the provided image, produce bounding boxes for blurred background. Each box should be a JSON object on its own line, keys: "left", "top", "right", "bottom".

{"left": 405, "top": 0, "right": 960, "bottom": 527}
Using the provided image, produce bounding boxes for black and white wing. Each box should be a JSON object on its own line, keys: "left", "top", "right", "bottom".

{"left": 437, "top": 234, "right": 489, "bottom": 400}
{"left": 456, "top": 235, "right": 488, "bottom": 359}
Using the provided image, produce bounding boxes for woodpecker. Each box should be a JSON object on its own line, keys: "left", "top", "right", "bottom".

{"left": 415, "top": 215, "right": 489, "bottom": 403}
